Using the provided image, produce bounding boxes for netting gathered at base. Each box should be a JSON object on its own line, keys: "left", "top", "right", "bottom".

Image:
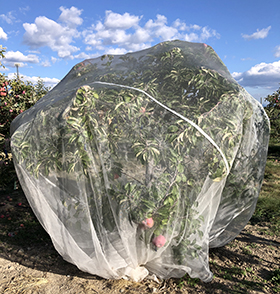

{"left": 10, "top": 40, "right": 270, "bottom": 282}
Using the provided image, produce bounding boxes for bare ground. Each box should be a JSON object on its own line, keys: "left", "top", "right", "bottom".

{"left": 0, "top": 190, "right": 279, "bottom": 294}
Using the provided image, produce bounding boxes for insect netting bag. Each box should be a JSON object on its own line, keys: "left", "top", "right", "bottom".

{"left": 10, "top": 40, "right": 270, "bottom": 282}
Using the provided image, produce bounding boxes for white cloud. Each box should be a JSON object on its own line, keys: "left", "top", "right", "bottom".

{"left": 84, "top": 13, "right": 136, "bottom": 49}
{"left": 149, "top": 16, "right": 178, "bottom": 40}
{"left": 201, "top": 26, "right": 218, "bottom": 40}
{"left": 145, "top": 14, "right": 167, "bottom": 29}
{"left": 104, "top": 10, "right": 141, "bottom": 29}
{"left": 20, "top": 8, "right": 220, "bottom": 60}
{"left": 41, "top": 60, "right": 51, "bottom": 67}
{"left": 7, "top": 73, "right": 60, "bottom": 89}
{"left": 74, "top": 52, "right": 99, "bottom": 59}
{"left": 105, "top": 47, "right": 128, "bottom": 55}
{"left": 189, "top": 24, "right": 201, "bottom": 31}
{"left": 28, "top": 50, "right": 41, "bottom": 54}
{"left": 183, "top": 26, "right": 219, "bottom": 42}
{"left": 51, "top": 56, "right": 58, "bottom": 63}
{"left": 231, "top": 72, "right": 242, "bottom": 80}
{"left": 184, "top": 33, "right": 200, "bottom": 42}
{"left": 4, "top": 51, "right": 39, "bottom": 66}
{"left": 0, "top": 27, "right": 8, "bottom": 40}
{"left": 19, "top": 6, "right": 30, "bottom": 15}
{"left": 130, "top": 27, "right": 151, "bottom": 44}
{"left": 58, "top": 6, "right": 83, "bottom": 28}
{"left": 142, "top": 14, "right": 179, "bottom": 41}
{"left": 0, "top": 66, "right": 9, "bottom": 71}
{"left": 274, "top": 45, "right": 280, "bottom": 58}
{"left": 173, "top": 19, "right": 188, "bottom": 31}
{"left": 111, "top": 29, "right": 131, "bottom": 44}
{"left": 0, "top": 11, "right": 16, "bottom": 24}
{"left": 84, "top": 10, "right": 142, "bottom": 49}
{"left": 22, "top": 7, "right": 83, "bottom": 58}
{"left": 232, "top": 60, "right": 280, "bottom": 89}
{"left": 40, "top": 76, "right": 60, "bottom": 88}
{"left": 83, "top": 11, "right": 219, "bottom": 53}
{"left": 242, "top": 26, "right": 271, "bottom": 40}
{"left": 247, "top": 61, "right": 280, "bottom": 76}
{"left": 84, "top": 31, "right": 103, "bottom": 47}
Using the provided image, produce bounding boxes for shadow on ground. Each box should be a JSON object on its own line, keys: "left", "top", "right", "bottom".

{"left": 0, "top": 189, "right": 279, "bottom": 293}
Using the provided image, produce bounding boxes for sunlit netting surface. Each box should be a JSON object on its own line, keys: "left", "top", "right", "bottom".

{"left": 10, "top": 40, "right": 270, "bottom": 282}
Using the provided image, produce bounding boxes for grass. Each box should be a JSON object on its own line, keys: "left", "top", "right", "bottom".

{"left": 251, "top": 140, "right": 280, "bottom": 232}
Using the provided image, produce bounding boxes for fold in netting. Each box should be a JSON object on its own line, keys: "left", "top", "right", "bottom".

{"left": 93, "top": 81, "right": 230, "bottom": 175}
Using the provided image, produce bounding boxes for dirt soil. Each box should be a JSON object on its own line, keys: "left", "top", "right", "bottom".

{"left": 0, "top": 190, "right": 279, "bottom": 294}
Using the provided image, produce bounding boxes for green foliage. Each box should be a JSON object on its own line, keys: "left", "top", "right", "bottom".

{"left": 269, "top": 268, "right": 280, "bottom": 285}
{"left": 252, "top": 158, "right": 280, "bottom": 228}
{"left": 264, "top": 85, "right": 280, "bottom": 140}
{"left": 0, "top": 72, "right": 50, "bottom": 190}
{"left": 250, "top": 140, "right": 280, "bottom": 236}
{"left": 0, "top": 73, "right": 50, "bottom": 138}
{"left": 0, "top": 45, "right": 5, "bottom": 68}
{"left": 0, "top": 150, "right": 17, "bottom": 190}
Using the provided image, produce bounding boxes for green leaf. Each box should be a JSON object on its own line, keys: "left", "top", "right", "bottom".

{"left": 92, "top": 91, "right": 99, "bottom": 99}
{"left": 176, "top": 174, "right": 182, "bottom": 183}
{"left": 168, "top": 125, "right": 179, "bottom": 132}
{"left": 124, "top": 95, "right": 131, "bottom": 102}
{"left": 114, "top": 101, "right": 125, "bottom": 111}
{"left": 178, "top": 163, "right": 184, "bottom": 173}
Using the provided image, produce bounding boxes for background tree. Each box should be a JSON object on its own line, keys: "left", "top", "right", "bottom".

{"left": 264, "top": 85, "right": 280, "bottom": 141}
{"left": 0, "top": 50, "right": 50, "bottom": 189}
{"left": 0, "top": 45, "right": 5, "bottom": 68}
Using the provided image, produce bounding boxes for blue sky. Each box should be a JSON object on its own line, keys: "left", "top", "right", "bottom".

{"left": 0, "top": 0, "right": 280, "bottom": 102}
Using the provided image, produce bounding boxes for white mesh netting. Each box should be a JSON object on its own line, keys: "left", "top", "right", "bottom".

{"left": 10, "top": 40, "right": 270, "bottom": 282}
